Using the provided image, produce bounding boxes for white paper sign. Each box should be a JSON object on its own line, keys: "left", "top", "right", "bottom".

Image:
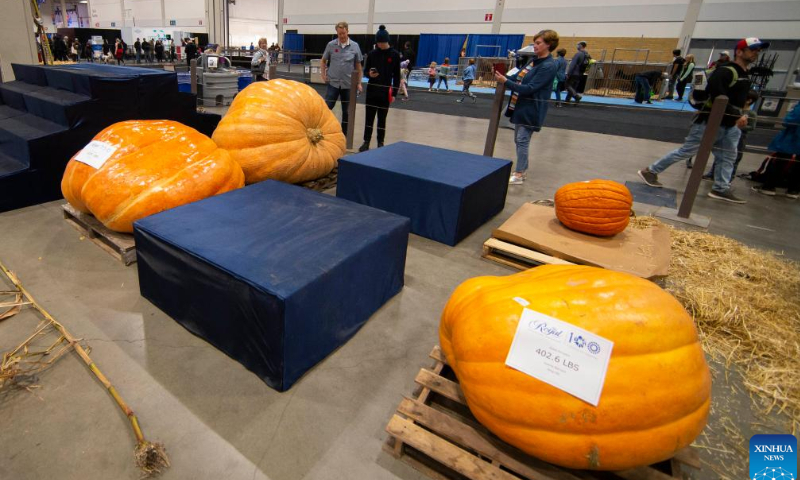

{"left": 506, "top": 67, "right": 520, "bottom": 77}
{"left": 505, "top": 308, "right": 614, "bottom": 406}
{"left": 74, "top": 141, "right": 118, "bottom": 169}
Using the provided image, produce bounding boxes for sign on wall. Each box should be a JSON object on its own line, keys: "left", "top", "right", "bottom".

{"left": 170, "top": 20, "right": 176, "bottom": 26}
{"left": 485, "top": 13, "right": 493, "bottom": 21}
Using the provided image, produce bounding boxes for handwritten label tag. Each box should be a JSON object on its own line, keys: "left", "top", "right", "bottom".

{"left": 74, "top": 141, "right": 118, "bottom": 169}
{"left": 505, "top": 308, "right": 614, "bottom": 406}
{"left": 506, "top": 67, "right": 520, "bottom": 76}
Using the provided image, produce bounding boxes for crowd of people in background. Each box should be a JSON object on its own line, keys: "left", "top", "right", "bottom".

{"left": 42, "top": 34, "right": 193, "bottom": 64}
{"left": 36, "top": 24, "right": 794, "bottom": 202}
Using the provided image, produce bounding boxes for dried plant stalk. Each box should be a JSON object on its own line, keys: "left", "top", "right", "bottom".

{"left": 0, "top": 260, "right": 170, "bottom": 477}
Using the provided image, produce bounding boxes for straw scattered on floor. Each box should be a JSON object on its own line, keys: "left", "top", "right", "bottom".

{"left": 631, "top": 216, "right": 800, "bottom": 434}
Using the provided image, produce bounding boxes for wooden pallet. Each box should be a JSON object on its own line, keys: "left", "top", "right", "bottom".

{"left": 384, "top": 346, "right": 701, "bottom": 480}
{"left": 482, "top": 238, "right": 574, "bottom": 271}
{"left": 300, "top": 167, "right": 338, "bottom": 192}
{"left": 62, "top": 204, "right": 137, "bottom": 265}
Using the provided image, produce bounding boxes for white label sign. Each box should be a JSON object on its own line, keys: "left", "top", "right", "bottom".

{"left": 506, "top": 67, "right": 520, "bottom": 77}
{"left": 505, "top": 308, "right": 614, "bottom": 406}
{"left": 74, "top": 141, "right": 118, "bottom": 169}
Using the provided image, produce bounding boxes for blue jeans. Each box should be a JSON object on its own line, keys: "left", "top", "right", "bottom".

{"left": 554, "top": 80, "right": 564, "bottom": 103}
{"left": 514, "top": 124, "right": 536, "bottom": 174}
{"left": 634, "top": 76, "right": 650, "bottom": 103}
{"left": 324, "top": 84, "right": 352, "bottom": 134}
{"left": 649, "top": 122, "right": 741, "bottom": 193}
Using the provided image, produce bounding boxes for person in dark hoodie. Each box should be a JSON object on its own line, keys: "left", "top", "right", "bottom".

{"left": 633, "top": 70, "right": 666, "bottom": 104}
{"left": 358, "top": 25, "right": 401, "bottom": 152}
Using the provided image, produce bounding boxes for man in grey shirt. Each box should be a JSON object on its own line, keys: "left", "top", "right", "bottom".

{"left": 321, "top": 21, "right": 364, "bottom": 135}
{"left": 564, "top": 41, "right": 587, "bottom": 104}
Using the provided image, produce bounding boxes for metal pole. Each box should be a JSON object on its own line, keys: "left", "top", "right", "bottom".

{"left": 483, "top": 80, "right": 506, "bottom": 157}
{"left": 677, "top": 95, "right": 728, "bottom": 218}
{"left": 346, "top": 70, "right": 359, "bottom": 150}
{"left": 190, "top": 58, "right": 197, "bottom": 94}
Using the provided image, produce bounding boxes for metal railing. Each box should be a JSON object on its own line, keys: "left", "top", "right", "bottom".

{"left": 581, "top": 49, "right": 671, "bottom": 98}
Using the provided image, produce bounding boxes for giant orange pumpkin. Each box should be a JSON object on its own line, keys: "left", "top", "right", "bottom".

{"left": 554, "top": 180, "right": 633, "bottom": 236}
{"left": 440, "top": 265, "right": 711, "bottom": 470}
{"left": 211, "top": 79, "right": 346, "bottom": 184}
{"left": 61, "top": 120, "right": 244, "bottom": 233}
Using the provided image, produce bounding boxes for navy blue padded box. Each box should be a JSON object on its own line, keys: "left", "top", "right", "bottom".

{"left": 336, "top": 142, "right": 512, "bottom": 246}
{"left": 134, "top": 181, "right": 410, "bottom": 391}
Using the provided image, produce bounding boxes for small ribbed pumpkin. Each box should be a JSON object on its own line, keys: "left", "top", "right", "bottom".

{"left": 61, "top": 120, "right": 244, "bottom": 233}
{"left": 554, "top": 180, "right": 633, "bottom": 236}
{"left": 211, "top": 79, "right": 346, "bottom": 184}
{"left": 440, "top": 265, "right": 711, "bottom": 470}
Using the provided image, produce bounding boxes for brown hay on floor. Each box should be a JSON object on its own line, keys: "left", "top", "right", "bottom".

{"left": 631, "top": 216, "right": 800, "bottom": 433}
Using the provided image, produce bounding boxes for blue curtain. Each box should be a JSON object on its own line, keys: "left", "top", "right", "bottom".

{"left": 416, "top": 34, "right": 467, "bottom": 70}
{"left": 466, "top": 34, "right": 525, "bottom": 58}
{"left": 283, "top": 33, "right": 304, "bottom": 64}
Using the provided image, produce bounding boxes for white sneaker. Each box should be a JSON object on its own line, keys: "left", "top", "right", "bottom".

{"left": 509, "top": 175, "right": 524, "bottom": 185}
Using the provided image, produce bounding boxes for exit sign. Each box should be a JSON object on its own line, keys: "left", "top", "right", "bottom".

{"left": 169, "top": 20, "right": 176, "bottom": 26}
{"left": 283, "top": 18, "right": 288, "bottom": 24}
{"left": 110, "top": 21, "right": 116, "bottom": 27}
{"left": 484, "top": 13, "right": 493, "bottom": 21}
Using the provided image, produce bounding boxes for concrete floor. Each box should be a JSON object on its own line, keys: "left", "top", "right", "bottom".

{"left": 1, "top": 105, "right": 798, "bottom": 479}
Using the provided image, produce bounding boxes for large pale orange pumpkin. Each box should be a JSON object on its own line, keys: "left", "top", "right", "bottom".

{"left": 554, "top": 180, "right": 633, "bottom": 236}
{"left": 61, "top": 120, "right": 244, "bottom": 233}
{"left": 440, "top": 265, "right": 711, "bottom": 470}
{"left": 211, "top": 79, "right": 346, "bottom": 184}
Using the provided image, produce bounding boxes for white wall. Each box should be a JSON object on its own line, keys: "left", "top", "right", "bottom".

{"left": 38, "top": 2, "right": 92, "bottom": 30}
{"left": 0, "top": 0, "right": 38, "bottom": 81}
{"left": 283, "top": 0, "right": 499, "bottom": 35}
{"left": 695, "top": 0, "right": 800, "bottom": 39}
{"left": 164, "top": 0, "right": 207, "bottom": 29}
{"left": 279, "top": 0, "right": 800, "bottom": 39}
{"left": 88, "top": 0, "right": 206, "bottom": 31}
{"left": 82, "top": 0, "right": 800, "bottom": 46}
{"left": 229, "top": 0, "right": 278, "bottom": 47}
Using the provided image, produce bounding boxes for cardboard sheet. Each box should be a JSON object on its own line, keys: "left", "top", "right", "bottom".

{"left": 492, "top": 203, "right": 670, "bottom": 278}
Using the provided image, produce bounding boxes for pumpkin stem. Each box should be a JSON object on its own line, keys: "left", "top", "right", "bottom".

{"left": 306, "top": 128, "right": 324, "bottom": 145}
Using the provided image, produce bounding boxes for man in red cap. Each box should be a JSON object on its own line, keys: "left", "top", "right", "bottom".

{"left": 638, "top": 37, "right": 770, "bottom": 204}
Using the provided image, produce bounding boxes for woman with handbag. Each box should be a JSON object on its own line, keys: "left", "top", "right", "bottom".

{"left": 251, "top": 37, "right": 270, "bottom": 81}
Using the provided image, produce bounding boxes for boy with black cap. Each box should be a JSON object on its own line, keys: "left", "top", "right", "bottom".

{"left": 359, "top": 25, "right": 401, "bottom": 152}
{"left": 638, "top": 37, "right": 770, "bottom": 204}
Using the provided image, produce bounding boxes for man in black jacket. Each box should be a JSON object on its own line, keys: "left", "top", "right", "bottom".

{"left": 663, "top": 49, "right": 684, "bottom": 100}
{"left": 564, "top": 41, "right": 587, "bottom": 104}
{"left": 358, "top": 25, "right": 401, "bottom": 152}
{"left": 142, "top": 39, "right": 152, "bottom": 63}
{"left": 185, "top": 39, "right": 198, "bottom": 66}
{"left": 134, "top": 38, "right": 142, "bottom": 63}
{"left": 402, "top": 41, "right": 415, "bottom": 73}
{"left": 638, "top": 37, "right": 770, "bottom": 204}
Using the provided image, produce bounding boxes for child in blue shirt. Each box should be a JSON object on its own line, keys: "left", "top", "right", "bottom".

{"left": 457, "top": 58, "right": 477, "bottom": 103}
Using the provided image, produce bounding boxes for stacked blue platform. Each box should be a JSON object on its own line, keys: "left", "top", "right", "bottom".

{"left": 134, "top": 181, "right": 410, "bottom": 391}
{"left": 336, "top": 142, "right": 512, "bottom": 246}
{"left": 0, "top": 63, "right": 220, "bottom": 212}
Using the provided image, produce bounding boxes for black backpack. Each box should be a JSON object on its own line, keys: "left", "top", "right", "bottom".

{"left": 689, "top": 65, "right": 737, "bottom": 110}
